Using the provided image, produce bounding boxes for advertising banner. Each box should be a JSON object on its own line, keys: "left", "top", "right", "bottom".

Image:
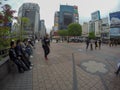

{"left": 110, "top": 28, "right": 120, "bottom": 36}
{"left": 109, "top": 11, "right": 120, "bottom": 28}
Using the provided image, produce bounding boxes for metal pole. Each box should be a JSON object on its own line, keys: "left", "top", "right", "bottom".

{"left": 72, "top": 53, "right": 78, "bottom": 90}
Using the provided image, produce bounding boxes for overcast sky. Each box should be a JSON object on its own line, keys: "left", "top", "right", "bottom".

{"left": 2, "top": 0, "right": 120, "bottom": 32}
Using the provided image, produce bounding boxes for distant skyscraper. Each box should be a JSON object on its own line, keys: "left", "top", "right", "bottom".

{"left": 40, "top": 20, "right": 46, "bottom": 38}
{"left": 54, "top": 5, "right": 79, "bottom": 30}
{"left": 18, "top": 3, "right": 40, "bottom": 38}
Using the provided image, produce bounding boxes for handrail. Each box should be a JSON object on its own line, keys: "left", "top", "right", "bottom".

{"left": 0, "top": 48, "right": 9, "bottom": 60}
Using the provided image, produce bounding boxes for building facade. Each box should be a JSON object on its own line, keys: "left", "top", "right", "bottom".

{"left": 54, "top": 5, "right": 79, "bottom": 30}
{"left": 82, "top": 22, "right": 89, "bottom": 37}
{"left": 40, "top": 20, "right": 46, "bottom": 38}
{"left": 54, "top": 11, "right": 59, "bottom": 31}
{"left": 18, "top": 3, "right": 40, "bottom": 38}
{"left": 101, "top": 17, "right": 110, "bottom": 39}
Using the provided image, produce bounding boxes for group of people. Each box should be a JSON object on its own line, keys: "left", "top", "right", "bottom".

{"left": 109, "top": 39, "right": 119, "bottom": 47}
{"left": 9, "top": 39, "right": 34, "bottom": 73}
{"left": 86, "top": 39, "right": 102, "bottom": 51}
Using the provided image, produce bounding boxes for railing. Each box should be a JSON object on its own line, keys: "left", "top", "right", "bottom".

{"left": 0, "top": 48, "right": 9, "bottom": 60}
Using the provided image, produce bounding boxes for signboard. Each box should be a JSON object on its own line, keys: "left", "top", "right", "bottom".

{"left": 110, "top": 28, "right": 120, "bottom": 36}
{"left": 91, "top": 11, "right": 100, "bottom": 21}
{"left": 109, "top": 11, "right": 120, "bottom": 28}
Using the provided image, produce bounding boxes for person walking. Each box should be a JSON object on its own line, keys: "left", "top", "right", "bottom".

{"left": 42, "top": 34, "right": 50, "bottom": 60}
{"left": 115, "top": 62, "right": 120, "bottom": 75}
{"left": 98, "top": 39, "right": 102, "bottom": 49}
{"left": 95, "top": 39, "right": 98, "bottom": 50}
{"left": 90, "top": 39, "right": 93, "bottom": 51}
{"left": 86, "top": 38, "right": 90, "bottom": 51}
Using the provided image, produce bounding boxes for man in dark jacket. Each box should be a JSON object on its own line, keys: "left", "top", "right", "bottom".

{"left": 9, "top": 41, "right": 26, "bottom": 73}
{"left": 15, "top": 40, "right": 31, "bottom": 70}
{"left": 42, "top": 34, "right": 50, "bottom": 60}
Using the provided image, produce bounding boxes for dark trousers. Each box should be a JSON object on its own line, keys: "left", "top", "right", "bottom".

{"left": 20, "top": 56, "right": 30, "bottom": 69}
{"left": 90, "top": 44, "right": 93, "bottom": 50}
{"left": 42, "top": 45, "right": 50, "bottom": 58}
{"left": 13, "top": 59, "right": 27, "bottom": 72}
{"left": 86, "top": 44, "right": 89, "bottom": 50}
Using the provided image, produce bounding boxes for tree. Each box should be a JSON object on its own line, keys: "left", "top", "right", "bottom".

{"left": 88, "top": 32, "right": 96, "bottom": 39}
{"left": 57, "top": 30, "right": 68, "bottom": 36}
{"left": 0, "top": 4, "right": 15, "bottom": 50}
{"left": 68, "top": 23, "right": 82, "bottom": 36}
{"left": 20, "top": 17, "right": 30, "bottom": 40}
{"left": 1, "top": 4, "right": 16, "bottom": 25}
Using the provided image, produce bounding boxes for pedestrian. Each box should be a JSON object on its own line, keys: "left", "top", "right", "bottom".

{"left": 98, "top": 39, "right": 101, "bottom": 49}
{"left": 42, "top": 34, "right": 50, "bottom": 60}
{"left": 86, "top": 38, "right": 89, "bottom": 51}
{"left": 115, "top": 62, "right": 120, "bottom": 75}
{"left": 95, "top": 39, "right": 98, "bottom": 50}
{"left": 9, "top": 41, "right": 27, "bottom": 73}
{"left": 90, "top": 39, "right": 93, "bottom": 51}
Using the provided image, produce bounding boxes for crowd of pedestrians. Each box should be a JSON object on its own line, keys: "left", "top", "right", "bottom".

{"left": 9, "top": 39, "right": 34, "bottom": 73}
{"left": 86, "top": 38, "right": 102, "bottom": 51}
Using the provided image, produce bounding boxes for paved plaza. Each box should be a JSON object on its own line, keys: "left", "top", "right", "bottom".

{"left": 0, "top": 42, "right": 120, "bottom": 90}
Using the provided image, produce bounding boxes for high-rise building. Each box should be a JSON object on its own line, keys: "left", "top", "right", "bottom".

{"left": 101, "top": 17, "right": 110, "bottom": 39}
{"left": 40, "top": 20, "right": 46, "bottom": 38}
{"left": 18, "top": 3, "right": 40, "bottom": 38}
{"left": 54, "top": 11, "right": 59, "bottom": 31}
{"left": 54, "top": 5, "right": 79, "bottom": 30}
{"left": 89, "top": 10, "right": 101, "bottom": 37}
{"left": 82, "top": 22, "right": 89, "bottom": 37}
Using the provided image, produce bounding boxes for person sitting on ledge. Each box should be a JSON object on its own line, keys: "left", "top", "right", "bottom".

{"left": 9, "top": 41, "right": 27, "bottom": 73}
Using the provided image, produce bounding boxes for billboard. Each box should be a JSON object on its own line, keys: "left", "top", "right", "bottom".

{"left": 110, "top": 28, "right": 120, "bottom": 36}
{"left": 109, "top": 11, "right": 120, "bottom": 28}
{"left": 91, "top": 11, "right": 100, "bottom": 21}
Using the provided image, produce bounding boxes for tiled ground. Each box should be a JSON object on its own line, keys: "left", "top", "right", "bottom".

{"left": 0, "top": 42, "right": 120, "bottom": 90}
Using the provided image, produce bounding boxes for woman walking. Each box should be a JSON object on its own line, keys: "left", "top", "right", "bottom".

{"left": 42, "top": 34, "right": 50, "bottom": 60}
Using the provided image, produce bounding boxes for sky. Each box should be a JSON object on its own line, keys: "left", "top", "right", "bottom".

{"left": 1, "top": 0, "right": 120, "bottom": 33}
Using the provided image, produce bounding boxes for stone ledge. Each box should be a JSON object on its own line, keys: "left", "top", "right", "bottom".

{"left": 0, "top": 56, "right": 9, "bottom": 66}
{"left": 0, "top": 56, "right": 9, "bottom": 81}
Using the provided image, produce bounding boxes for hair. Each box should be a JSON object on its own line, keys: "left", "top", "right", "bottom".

{"left": 16, "top": 40, "right": 21, "bottom": 45}
{"left": 10, "top": 41, "right": 15, "bottom": 47}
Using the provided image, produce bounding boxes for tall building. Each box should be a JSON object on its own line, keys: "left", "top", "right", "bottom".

{"left": 89, "top": 10, "right": 101, "bottom": 37}
{"left": 101, "top": 17, "right": 110, "bottom": 39}
{"left": 40, "top": 20, "right": 46, "bottom": 38}
{"left": 54, "top": 11, "right": 59, "bottom": 31}
{"left": 18, "top": 3, "right": 40, "bottom": 38}
{"left": 54, "top": 5, "right": 79, "bottom": 30}
{"left": 82, "top": 22, "right": 89, "bottom": 37}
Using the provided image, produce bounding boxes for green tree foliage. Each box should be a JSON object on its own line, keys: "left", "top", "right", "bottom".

{"left": 0, "top": 4, "right": 15, "bottom": 49}
{"left": 57, "top": 30, "right": 68, "bottom": 36}
{"left": 68, "top": 23, "right": 82, "bottom": 36}
{"left": 88, "top": 32, "right": 96, "bottom": 39}
{"left": 20, "top": 17, "right": 30, "bottom": 40}
{"left": 21, "top": 17, "right": 30, "bottom": 25}
{"left": 1, "top": 4, "right": 16, "bottom": 25}
{"left": 0, "top": 27, "right": 10, "bottom": 49}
